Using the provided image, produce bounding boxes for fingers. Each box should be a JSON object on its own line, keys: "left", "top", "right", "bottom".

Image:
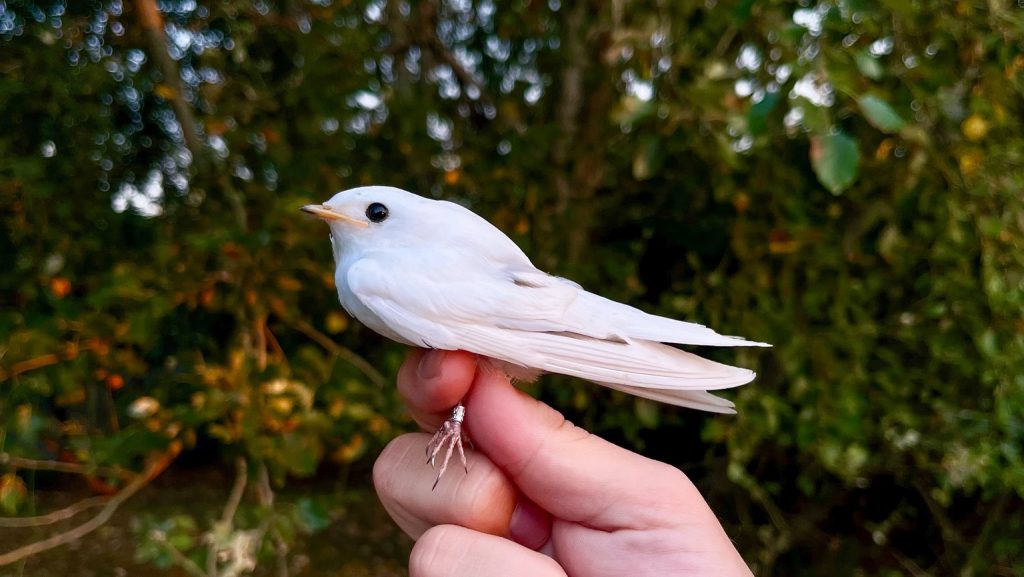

{"left": 507, "top": 495, "right": 552, "bottom": 551}
{"left": 397, "top": 349, "right": 478, "bottom": 431}
{"left": 410, "top": 525, "right": 567, "bottom": 577}
{"left": 464, "top": 366, "right": 721, "bottom": 532}
{"left": 373, "top": 433, "right": 517, "bottom": 540}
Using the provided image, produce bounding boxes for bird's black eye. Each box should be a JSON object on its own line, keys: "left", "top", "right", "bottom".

{"left": 366, "top": 202, "right": 389, "bottom": 223}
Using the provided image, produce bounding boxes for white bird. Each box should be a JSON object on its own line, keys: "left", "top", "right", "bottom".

{"left": 302, "top": 185, "right": 769, "bottom": 484}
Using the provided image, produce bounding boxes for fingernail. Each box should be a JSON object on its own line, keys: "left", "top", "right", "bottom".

{"left": 417, "top": 350, "right": 446, "bottom": 381}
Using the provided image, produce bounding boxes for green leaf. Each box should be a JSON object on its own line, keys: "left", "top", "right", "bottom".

{"left": 634, "top": 399, "right": 660, "bottom": 428}
{"left": 733, "top": 0, "right": 755, "bottom": 24}
{"left": 858, "top": 94, "right": 905, "bottom": 133}
{"left": 0, "top": 474, "right": 27, "bottom": 514}
{"left": 811, "top": 131, "right": 860, "bottom": 194}
{"left": 295, "top": 497, "right": 331, "bottom": 533}
{"left": 280, "top": 432, "right": 323, "bottom": 476}
{"left": 795, "top": 98, "right": 831, "bottom": 133}
{"left": 854, "top": 50, "right": 884, "bottom": 80}
{"left": 632, "top": 136, "right": 663, "bottom": 181}
{"left": 611, "top": 95, "right": 654, "bottom": 126}
{"left": 748, "top": 91, "right": 780, "bottom": 135}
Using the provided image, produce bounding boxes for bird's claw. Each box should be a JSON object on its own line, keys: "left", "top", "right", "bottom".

{"left": 426, "top": 403, "right": 468, "bottom": 489}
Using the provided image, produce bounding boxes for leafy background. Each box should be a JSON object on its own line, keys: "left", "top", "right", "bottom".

{"left": 1, "top": 0, "right": 1022, "bottom": 576}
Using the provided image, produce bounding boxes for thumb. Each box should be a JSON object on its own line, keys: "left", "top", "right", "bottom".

{"left": 463, "top": 366, "right": 719, "bottom": 531}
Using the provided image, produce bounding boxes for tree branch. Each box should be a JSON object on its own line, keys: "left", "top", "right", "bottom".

{"left": 134, "top": 0, "right": 204, "bottom": 162}
{"left": 255, "top": 462, "right": 289, "bottom": 577}
{"left": 0, "top": 496, "right": 107, "bottom": 528}
{"left": 0, "top": 453, "right": 133, "bottom": 481}
{"left": 279, "top": 317, "right": 386, "bottom": 388}
{"left": 220, "top": 457, "right": 248, "bottom": 527}
{"left": 205, "top": 457, "right": 249, "bottom": 577}
{"left": 0, "top": 443, "right": 180, "bottom": 567}
{"left": 415, "top": 0, "right": 492, "bottom": 108}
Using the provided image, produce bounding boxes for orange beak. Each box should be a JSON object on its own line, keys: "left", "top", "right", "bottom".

{"left": 300, "top": 204, "right": 369, "bottom": 228}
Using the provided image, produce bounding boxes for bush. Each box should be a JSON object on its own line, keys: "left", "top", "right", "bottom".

{"left": 1, "top": 1, "right": 1021, "bottom": 574}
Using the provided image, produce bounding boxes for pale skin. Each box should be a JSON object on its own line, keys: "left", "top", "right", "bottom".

{"left": 373, "top": 349, "right": 754, "bottom": 577}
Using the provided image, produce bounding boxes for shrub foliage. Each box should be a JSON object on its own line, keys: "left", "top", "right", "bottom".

{"left": 1, "top": 1, "right": 1022, "bottom": 574}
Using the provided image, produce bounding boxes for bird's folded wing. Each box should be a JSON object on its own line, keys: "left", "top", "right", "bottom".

{"left": 500, "top": 267, "right": 768, "bottom": 348}
{"left": 347, "top": 258, "right": 756, "bottom": 408}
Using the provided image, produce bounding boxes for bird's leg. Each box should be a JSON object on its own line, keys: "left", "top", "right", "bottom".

{"left": 426, "top": 403, "right": 468, "bottom": 489}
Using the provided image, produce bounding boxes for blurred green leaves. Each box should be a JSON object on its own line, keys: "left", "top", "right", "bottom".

{"left": 1, "top": 0, "right": 1022, "bottom": 575}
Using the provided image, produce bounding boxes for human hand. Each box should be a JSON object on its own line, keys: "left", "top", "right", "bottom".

{"left": 373, "top": 349, "right": 753, "bottom": 577}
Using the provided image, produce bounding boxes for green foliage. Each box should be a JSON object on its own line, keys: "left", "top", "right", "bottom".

{"left": 1, "top": 0, "right": 1023, "bottom": 575}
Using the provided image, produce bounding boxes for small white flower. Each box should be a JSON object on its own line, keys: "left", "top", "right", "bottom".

{"left": 128, "top": 396, "right": 160, "bottom": 419}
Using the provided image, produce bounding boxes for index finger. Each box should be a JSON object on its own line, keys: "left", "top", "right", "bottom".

{"left": 464, "top": 367, "right": 723, "bottom": 533}
{"left": 396, "top": 349, "right": 479, "bottom": 431}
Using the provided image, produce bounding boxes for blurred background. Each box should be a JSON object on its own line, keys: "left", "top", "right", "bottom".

{"left": 1, "top": 0, "right": 1022, "bottom": 575}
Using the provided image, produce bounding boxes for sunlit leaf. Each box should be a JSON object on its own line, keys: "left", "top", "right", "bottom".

{"left": 810, "top": 131, "right": 860, "bottom": 194}
{"left": 854, "top": 50, "right": 884, "bottom": 80}
{"left": 858, "top": 94, "right": 906, "bottom": 133}
{"left": 0, "top": 473, "right": 27, "bottom": 514}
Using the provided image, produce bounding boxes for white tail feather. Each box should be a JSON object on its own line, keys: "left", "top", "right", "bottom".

{"left": 574, "top": 293, "right": 771, "bottom": 348}
{"left": 460, "top": 325, "right": 755, "bottom": 393}
{"left": 598, "top": 382, "right": 737, "bottom": 413}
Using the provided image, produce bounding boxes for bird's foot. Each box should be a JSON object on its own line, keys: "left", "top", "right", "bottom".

{"left": 426, "top": 403, "right": 468, "bottom": 490}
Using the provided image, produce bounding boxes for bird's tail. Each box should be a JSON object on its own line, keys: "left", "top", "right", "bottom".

{"left": 462, "top": 325, "right": 755, "bottom": 413}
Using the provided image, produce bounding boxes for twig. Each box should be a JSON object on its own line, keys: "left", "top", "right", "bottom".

{"left": 220, "top": 457, "right": 248, "bottom": 527}
{"left": 0, "top": 341, "right": 97, "bottom": 382}
{"left": 0, "top": 443, "right": 180, "bottom": 566}
{"left": 207, "top": 457, "right": 249, "bottom": 577}
{"left": 255, "top": 461, "right": 274, "bottom": 508}
{"left": 891, "top": 548, "right": 933, "bottom": 577}
{"left": 0, "top": 496, "right": 107, "bottom": 528}
{"left": 0, "top": 453, "right": 133, "bottom": 481}
{"left": 263, "top": 323, "right": 287, "bottom": 366}
{"left": 962, "top": 492, "right": 1011, "bottom": 576}
{"left": 255, "top": 317, "right": 268, "bottom": 372}
{"left": 255, "top": 462, "right": 289, "bottom": 577}
{"left": 152, "top": 531, "right": 209, "bottom": 577}
{"left": 0, "top": 353, "right": 59, "bottom": 382}
{"left": 913, "top": 480, "right": 963, "bottom": 550}
{"left": 280, "top": 317, "right": 386, "bottom": 387}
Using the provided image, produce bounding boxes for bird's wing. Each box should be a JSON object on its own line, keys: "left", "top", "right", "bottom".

{"left": 502, "top": 268, "right": 768, "bottom": 348}
{"left": 569, "top": 290, "right": 770, "bottom": 347}
{"left": 347, "top": 257, "right": 756, "bottom": 411}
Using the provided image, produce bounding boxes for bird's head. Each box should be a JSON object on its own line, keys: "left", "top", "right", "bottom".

{"left": 301, "top": 186, "right": 440, "bottom": 259}
{"left": 303, "top": 185, "right": 533, "bottom": 268}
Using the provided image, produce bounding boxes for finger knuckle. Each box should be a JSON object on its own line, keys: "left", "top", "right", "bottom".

{"left": 458, "top": 466, "right": 515, "bottom": 534}
{"left": 372, "top": 436, "right": 412, "bottom": 498}
{"left": 657, "top": 463, "right": 699, "bottom": 501}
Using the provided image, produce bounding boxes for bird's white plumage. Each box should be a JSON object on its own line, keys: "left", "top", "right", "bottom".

{"left": 308, "top": 186, "right": 769, "bottom": 414}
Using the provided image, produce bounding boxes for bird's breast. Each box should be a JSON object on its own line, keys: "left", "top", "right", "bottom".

{"left": 335, "top": 255, "right": 416, "bottom": 346}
